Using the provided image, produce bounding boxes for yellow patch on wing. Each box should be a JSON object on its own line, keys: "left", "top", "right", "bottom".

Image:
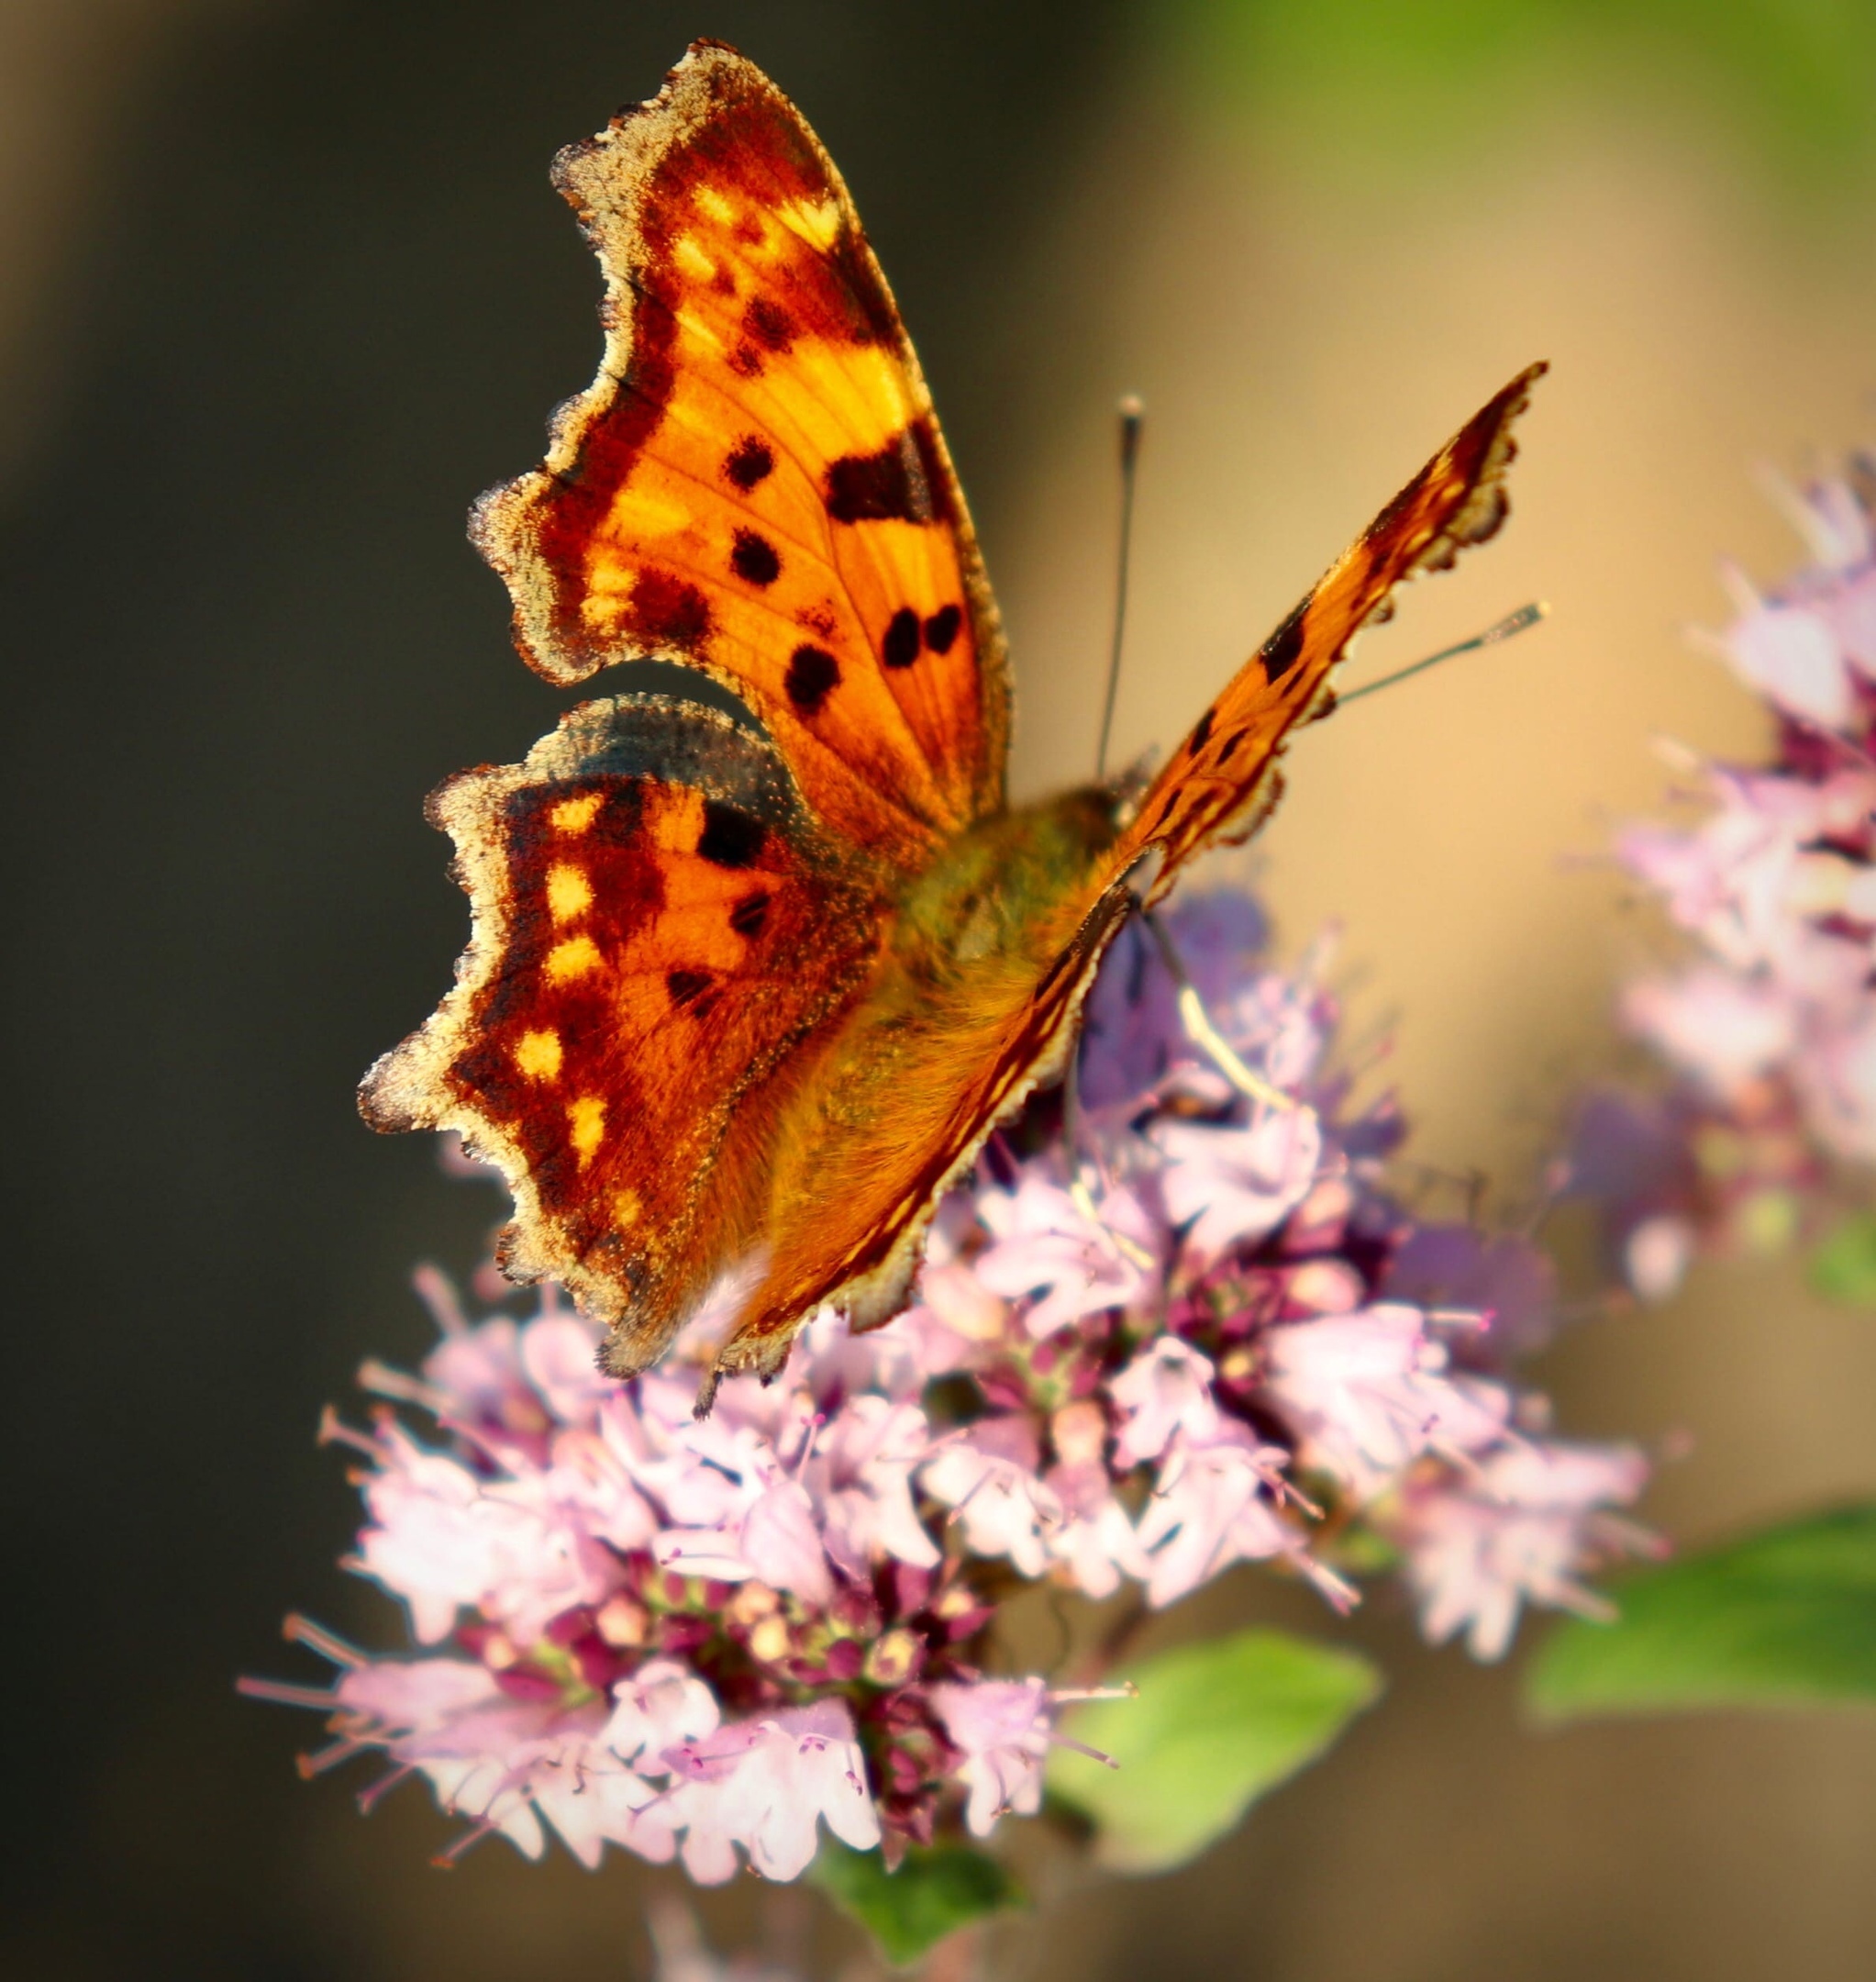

{"left": 545, "top": 934, "right": 604, "bottom": 984}
{"left": 546, "top": 863, "right": 592, "bottom": 922}
{"left": 512, "top": 1029, "right": 562, "bottom": 1080}
{"left": 567, "top": 1095, "right": 606, "bottom": 1165}
{"left": 673, "top": 234, "right": 714, "bottom": 280}
{"left": 549, "top": 792, "right": 604, "bottom": 835}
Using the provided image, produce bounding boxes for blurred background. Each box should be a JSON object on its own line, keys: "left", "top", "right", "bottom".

{"left": 5, "top": 2, "right": 1875, "bottom": 1976}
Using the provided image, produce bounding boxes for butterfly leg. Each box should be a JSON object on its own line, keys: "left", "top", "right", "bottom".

{"left": 1141, "top": 910, "right": 1296, "bottom": 1112}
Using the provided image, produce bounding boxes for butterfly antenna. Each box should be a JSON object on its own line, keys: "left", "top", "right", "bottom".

{"left": 1338, "top": 601, "right": 1549, "bottom": 707}
{"left": 1095, "top": 395, "right": 1146, "bottom": 784}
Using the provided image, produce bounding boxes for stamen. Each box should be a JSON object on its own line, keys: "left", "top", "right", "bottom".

{"left": 1049, "top": 1733, "right": 1120, "bottom": 1769}
{"left": 297, "top": 1735, "right": 371, "bottom": 1778}
{"left": 357, "top": 1763, "right": 416, "bottom": 1815}
{"left": 316, "top": 1405, "right": 382, "bottom": 1460}
{"left": 357, "top": 1358, "right": 450, "bottom": 1412}
{"left": 431, "top": 1819, "right": 495, "bottom": 1868}
{"left": 283, "top": 1613, "right": 366, "bottom": 1667}
{"left": 411, "top": 1262, "right": 470, "bottom": 1337}
{"left": 236, "top": 1676, "right": 339, "bottom": 1711}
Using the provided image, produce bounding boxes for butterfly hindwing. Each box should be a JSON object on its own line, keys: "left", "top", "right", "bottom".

{"left": 473, "top": 42, "right": 1010, "bottom": 868}
{"left": 360, "top": 696, "right": 886, "bottom": 1369}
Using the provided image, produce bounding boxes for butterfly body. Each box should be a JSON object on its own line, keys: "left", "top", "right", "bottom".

{"left": 361, "top": 41, "right": 1545, "bottom": 1397}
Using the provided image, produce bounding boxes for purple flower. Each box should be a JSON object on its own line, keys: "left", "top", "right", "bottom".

{"left": 973, "top": 1169, "right": 1160, "bottom": 1337}
{"left": 1388, "top": 1439, "right": 1655, "bottom": 1659}
{"left": 920, "top": 1416, "right": 1060, "bottom": 1577}
{"left": 926, "top": 1678, "right": 1057, "bottom": 1837}
{"left": 1151, "top": 1108, "right": 1324, "bottom": 1264}
{"left": 1108, "top": 1336, "right": 1221, "bottom": 1470}
{"left": 1135, "top": 1423, "right": 1337, "bottom": 1609}
{"left": 665, "top": 1699, "right": 880, "bottom": 1882}
{"left": 1256, "top": 1303, "right": 1511, "bottom": 1502}
{"left": 1579, "top": 459, "right": 1876, "bottom": 1287}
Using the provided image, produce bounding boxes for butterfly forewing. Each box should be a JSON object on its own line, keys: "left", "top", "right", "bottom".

{"left": 473, "top": 42, "right": 1010, "bottom": 869}
{"left": 705, "top": 365, "right": 1546, "bottom": 1382}
{"left": 1114, "top": 362, "right": 1546, "bottom": 895}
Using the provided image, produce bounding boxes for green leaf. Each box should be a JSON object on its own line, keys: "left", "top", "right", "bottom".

{"left": 1045, "top": 1627, "right": 1382, "bottom": 1875}
{"left": 1810, "top": 1212, "right": 1876, "bottom": 1304}
{"left": 1528, "top": 1502, "right": 1876, "bottom": 1721}
{"left": 811, "top": 1839, "right": 1020, "bottom": 1968}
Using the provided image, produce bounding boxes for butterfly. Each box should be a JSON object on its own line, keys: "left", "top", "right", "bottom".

{"left": 360, "top": 39, "right": 1544, "bottom": 1408}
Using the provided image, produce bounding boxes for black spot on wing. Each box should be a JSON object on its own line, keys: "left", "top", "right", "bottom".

{"left": 824, "top": 420, "right": 951, "bottom": 526}
{"left": 786, "top": 644, "right": 840, "bottom": 714}
{"left": 743, "top": 297, "right": 794, "bottom": 352}
{"left": 697, "top": 801, "right": 766, "bottom": 869}
{"left": 667, "top": 969, "right": 713, "bottom": 1008}
{"left": 730, "top": 529, "right": 781, "bottom": 586}
{"left": 882, "top": 607, "right": 921, "bottom": 669}
{"left": 1187, "top": 707, "right": 1215, "bottom": 754}
{"left": 1260, "top": 597, "right": 1311, "bottom": 685}
{"left": 923, "top": 604, "right": 962, "bottom": 654}
{"left": 728, "top": 890, "right": 771, "bottom": 939}
{"left": 725, "top": 438, "right": 773, "bottom": 490}
{"left": 625, "top": 569, "right": 712, "bottom": 652}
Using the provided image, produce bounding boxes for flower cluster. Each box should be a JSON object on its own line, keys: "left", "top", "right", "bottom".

{"left": 253, "top": 887, "right": 1650, "bottom": 1876}
{"left": 1568, "top": 462, "right": 1876, "bottom": 1296}
{"left": 899, "top": 896, "right": 1650, "bottom": 1660}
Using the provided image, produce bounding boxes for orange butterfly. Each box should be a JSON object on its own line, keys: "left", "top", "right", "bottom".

{"left": 361, "top": 40, "right": 1544, "bottom": 1407}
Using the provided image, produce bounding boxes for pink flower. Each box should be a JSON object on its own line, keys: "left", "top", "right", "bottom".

{"left": 973, "top": 1170, "right": 1160, "bottom": 1336}
{"left": 1151, "top": 1106, "right": 1323, "bottom": 1262}
{"left": 800, "top": 1394, "right": 940, "bottom": 1578}
{"left": 666, "top": 1699, "right": 880, "bottom": 1882}
{"left": 1622, "top": 967, "right": 1797, "bottom": 1094}
{"left": 1108, "top": 1337, "right": 1220, "bottom": 1470}
{"left": 919, "top": 1417, "right": 1060, "bottom": 1576}
{"left": 1043, "top": 1455, "right": 1148, "bottom": 1598}
{"left": 1710, "top": 569, "right": 1855, "bottom": 729}
{"left": 1135, "top": 1424, "right": 1326, "bottom": 1609}
{"left": 1256, "top": 1304, "right": 1511, "bottom": 1502}
{"left": 350, "top": 1420, "right": 635, "bottom": 1645}
{"left": 1390, "top": 1439, "right": 1655, "bottom": 1659}
{"left": 325, "top": 1654, "right": 683, "bottom": 1869}
{"left": 926, "top": 1678, "right": 1055, "bottom": 1836}
{"left": 1041, "top": 1400, "right": 1147, "bottom": 1598}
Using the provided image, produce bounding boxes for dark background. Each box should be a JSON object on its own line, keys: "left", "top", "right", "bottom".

{"left": 5, "top": 4, "right": 1874, "bottom": 1977}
